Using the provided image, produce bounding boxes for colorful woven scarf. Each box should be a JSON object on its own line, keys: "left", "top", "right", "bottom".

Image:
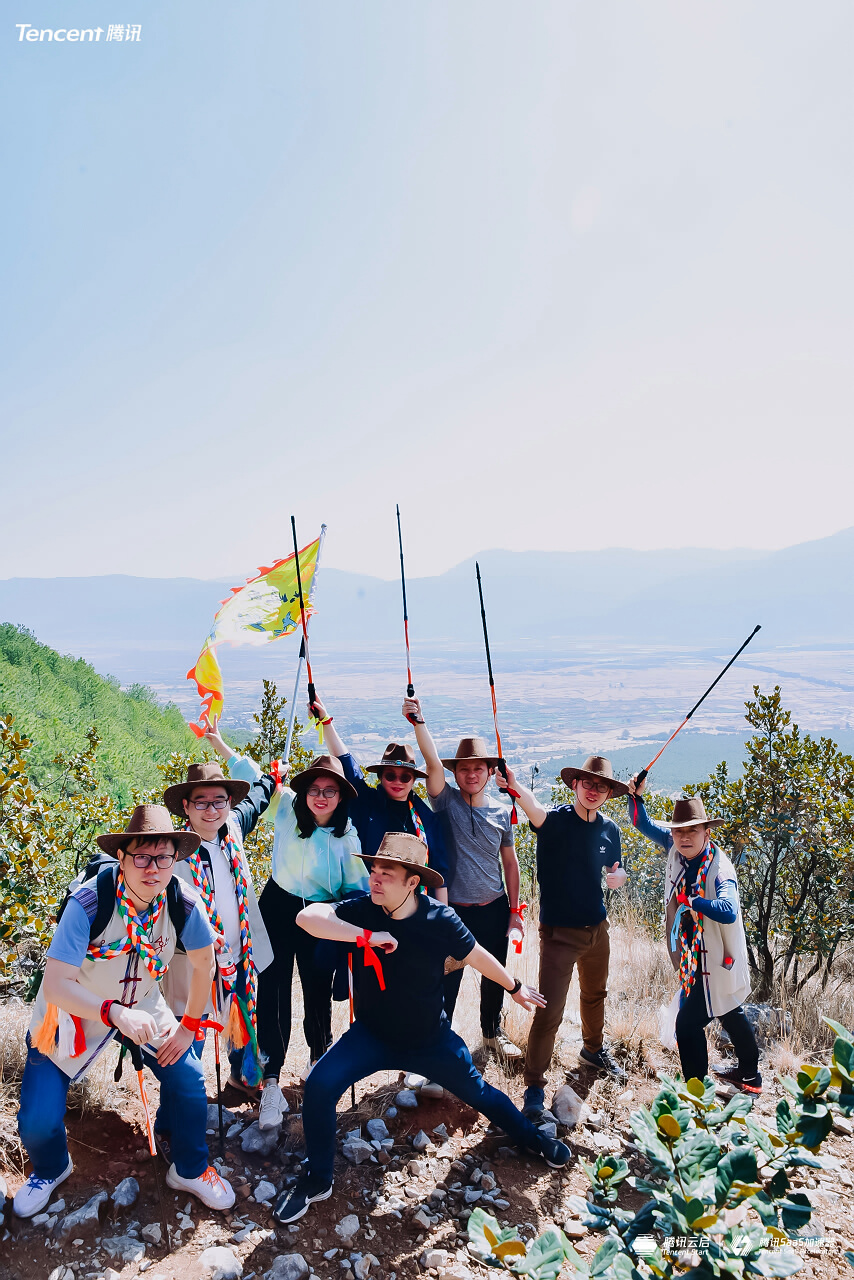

{"left": 185, "top": 824, "right": 263, "bottom": 1087}
{"left": 87, "top": 871, "right": 169, "bottom": 980}
{"left": 676, "top": 847, "right": 713, "bottom": 997}
{"left": 408, "top": 799, "right": 427, "bottom": 848}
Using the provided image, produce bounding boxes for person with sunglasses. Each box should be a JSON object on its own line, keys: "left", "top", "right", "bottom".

{"left": 161, "top": 724, "right": 277, "bottom": 1105}
{"left": 305, "top": 694, "right": 449, "bottom": 902}
{"left": 225, "top": 747, "right": 367, "bottom": 1128}
{"left": 493, "top": 755, "right": 629, "bottom": 1118}
{"left": 15, "top": 806, "right": 235, "bottom": 1219}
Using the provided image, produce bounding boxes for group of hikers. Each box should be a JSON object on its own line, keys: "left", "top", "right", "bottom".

{"left": 12, "top": 691, "right": 760, "bottom": 1230}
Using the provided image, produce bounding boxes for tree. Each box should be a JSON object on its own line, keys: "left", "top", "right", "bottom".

{"left": 690, "top": 686, "right": 854, "bottom": 999}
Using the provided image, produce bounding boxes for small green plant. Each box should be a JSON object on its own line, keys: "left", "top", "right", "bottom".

{"left": 468, "top": 1209, "right": 582, "bottom": 1278}
{"left": 563, "top": 1018, "right": 854, "bottom": 1278}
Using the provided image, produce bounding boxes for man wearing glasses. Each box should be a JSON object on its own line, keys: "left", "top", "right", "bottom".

{"left": 162, "top": 724, "right": 276, "bottom": 1099}
{"left": 495, "top": 756, "right": 629, "bottom": 1119}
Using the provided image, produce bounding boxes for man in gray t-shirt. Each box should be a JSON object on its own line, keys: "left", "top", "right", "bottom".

{"left": 405, "top": 698, "right": 525, "bottom": 1059}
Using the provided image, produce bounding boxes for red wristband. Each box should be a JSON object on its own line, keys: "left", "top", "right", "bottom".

{"left": 100, "top": 999, "right": 116, "bottom": 1027}
{"left": 181, "top": 1014, "right": 203, "bottom": 1034}
{"left": 321, "top": 716, "right": 333, "bottom": 726}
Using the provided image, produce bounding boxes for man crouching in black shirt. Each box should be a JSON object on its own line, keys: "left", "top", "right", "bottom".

{"left": 272, "top": 832, "right": 570, "bottom": 1224}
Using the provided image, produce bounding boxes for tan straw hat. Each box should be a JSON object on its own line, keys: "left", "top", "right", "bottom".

{"left": 289, "top": 754, "right": 358, "bottom": 801}
{"left": 440, "top": 736, "right": 500, "bottom": 771}
{"left": 163, "top": 762, "right": 250, "bottom": 816}
{"left": 365, "top": 743, "right": 427, "bottom": 781}
{"left": 666, "top": 796, "right": 724, "bottom": 830}
{"left": 361, "top": 831, "right": 444, "bottom": 889}
{"left": 561, "top": 755, "right": 629, "bottom": 798}
{"left": 97, "top": 804, "right": 201, "bottom": 860}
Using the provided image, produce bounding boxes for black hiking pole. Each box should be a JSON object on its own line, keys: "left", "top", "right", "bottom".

{"left": 396, "top": 505, "right": 418, "bottom": 724}
{"left": 291, "top": 515, "right": 320, "bottom": 733}
{"left": 116, "top": 1036, "right": 171, "bottom": 1251}
{"left": 635, "top": 624, "right": 762, "bottom": 786}
{"left": 475, "top": 562, "right": 520, "bottom": 824}
{"left": 211, "top": 978, "right": 225, "bottom": 1157}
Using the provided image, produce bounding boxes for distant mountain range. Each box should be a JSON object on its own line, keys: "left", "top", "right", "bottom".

{"left": 2, "top": 526, "right": 854, "bottom": 656}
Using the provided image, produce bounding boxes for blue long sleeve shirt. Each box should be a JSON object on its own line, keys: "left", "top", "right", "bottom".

{"left": 627, "top": 794, "right": 737, "bottom": 924}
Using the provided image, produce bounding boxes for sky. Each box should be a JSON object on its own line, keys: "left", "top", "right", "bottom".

{"left": 3, "top": 0, "right": 854, "bottom": 582}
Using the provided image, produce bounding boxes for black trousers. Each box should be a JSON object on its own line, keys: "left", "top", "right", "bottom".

{"left": 675, "top": 976, "right": 760, "bottom": 1082}
{"left": 256, "top": 879, "right": 334, "bottom": 1080}
{"left": 443, "top": 893, "right": 510, "bottom": 1038}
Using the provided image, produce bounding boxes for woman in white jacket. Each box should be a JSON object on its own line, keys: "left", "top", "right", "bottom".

{"left": 627, "top": 784, "right": 761, "bottom": 1093}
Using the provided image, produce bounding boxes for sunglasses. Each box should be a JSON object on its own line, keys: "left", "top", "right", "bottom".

{"left": 190, "top": 798, "right": 229, "bottom": 812}
{"left": 383, "top": 769, "right": 414, "bottom": 783}
{"left": 307, "top": 786, "right": 340, "bottom": 799}
{"left": 128, "top": 851, "right": 177, "bottom": 870}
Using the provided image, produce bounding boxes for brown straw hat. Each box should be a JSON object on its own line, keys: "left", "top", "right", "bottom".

{"left": 360, "top": 831, "right": 444, "bottom": 889}
{"left": 666, "top": 796, "right": 724, "bottom": 830}
{"left": 365, "top": 743, "right": 427, "bottom": 781}
{"left": 289, "top": 754, "right": 358, "bottom": 802}
{"left": 440, "top": 736, "right": 500, "bottom": 770}
{"left": 560, "top": 755, "right": 630, "bottom": 798}
{"left": 97, "top": 804, "right": 201, "bottom": 860}
{"left": 163, "top": 762, "right": 250, "bottom": 817}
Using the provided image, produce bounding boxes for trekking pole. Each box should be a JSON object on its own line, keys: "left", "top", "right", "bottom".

{"left": 635, "top": 624, "right": 762, "bottom": 786}
{"left": 211, "top": 978, "right": 225, "bottom": 1157}
{"left": 475, "top": 562, "right": 520, "bottom": 824}
{"left": 118, "top": 1036, "right": 171, "bottom": 1251}
{"left": 396, "top": 505, "right": 418, "bottom": 725}
{"left": 291, "top": 515, "right": 322, "bottom": 740}
{"left": 347, "top": 953, "right": 356, "bottom": 1108}
{"left": 284, "top": 524, "right": 327, "bottom": 765}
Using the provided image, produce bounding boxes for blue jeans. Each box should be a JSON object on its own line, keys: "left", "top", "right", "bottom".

{"left": 18, "top": 1038, "right": 210, "bottom": 1181}
{"left": 303, "top": 1019, "right": 543, "bottom": 1183}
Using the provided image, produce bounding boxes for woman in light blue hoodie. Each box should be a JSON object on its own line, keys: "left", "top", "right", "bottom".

{"left": 227, "top": 749, "right": 367, "bottom": 1129}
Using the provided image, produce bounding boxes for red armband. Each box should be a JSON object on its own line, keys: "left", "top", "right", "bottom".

{"left": 321, "top": 716, "right": 333, "bottom": 726}
{"left": 357, "top": 929, "right": 386, "bottom": 991}
{"left": 509, "top": 903, "right": 528, "bottom": 917}
{"left": 181, "top": 1014, "right": 203, "bottom": 1034}
{"left": 100, "top": 999, "right": 116, "bottom": 1028}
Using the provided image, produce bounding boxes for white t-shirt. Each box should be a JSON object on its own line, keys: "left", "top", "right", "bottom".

{"left": 202, "top": 837, "right": 242, "bottom": 957}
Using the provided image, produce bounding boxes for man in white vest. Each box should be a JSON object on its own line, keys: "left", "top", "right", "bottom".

{"left": 627, "top": 783, "right": 761, "bottom": 1092}
{"left": 14, "top": 806, "right": 236, "bottom": 1218}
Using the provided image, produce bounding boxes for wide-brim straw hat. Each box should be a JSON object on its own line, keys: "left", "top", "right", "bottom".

{"left": 365, "top": 742, "right": 427, "bottom": 781}
{"left": 561, "top": 755, "right": 630, "bottom": 798}
{"left": 289, "top": 754, "right": 358, "bottom": 802}
{"left": 440, "top": 736, "right": 500, "bottom": 770}
{"left": 97, "top": 804, "right": 201, "bottom": 860}
{"left": 163, "top": 762, "right": 250, "bottom": 816}
{"left": 360, "top": 831, "right": 444, "bottom": 889}
{"left": 666, "top": 796, "right": 725, "bottom": 830}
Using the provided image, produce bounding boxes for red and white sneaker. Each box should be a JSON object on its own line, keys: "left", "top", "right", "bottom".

{"left": 166, "top": 1163, "right": 235, "bottom": 1210}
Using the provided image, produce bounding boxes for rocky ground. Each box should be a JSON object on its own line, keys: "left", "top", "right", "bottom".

{"left": 2, "top": 1039, "right": 854, "bottom": 1280}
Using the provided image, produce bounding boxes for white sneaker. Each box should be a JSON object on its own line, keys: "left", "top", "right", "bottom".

{"left": 483, "top": 1030, "right": 523, "bottom": 1059}
{"left": 13, "top": 1158, "right": 73, "bottom": 1218}
{"left": 259, "top": 1081, "right": 288, "bottom": 1131}
{"left": 166, "top": 1164, "right": 235, "bottom": 1211}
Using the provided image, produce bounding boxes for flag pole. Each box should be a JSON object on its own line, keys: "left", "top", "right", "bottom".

{"left": 475, "top": 562, "right": 520, "bottom": 824}
{"left": 284, "top": 524, "right": 327, "bottom": 766}
{"left": 635, "top": 624, "right": 762, "bottom": 786}
{"left": 396, "top": 505, "right": 418, "bottom": 725}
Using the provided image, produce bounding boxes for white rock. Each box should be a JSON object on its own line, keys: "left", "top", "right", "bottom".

{"left": 412, "top": 1208, "right": 432, "bottom": 1230}
{"left": 420, "top": 1082, "right": 444, "bottom": 1099}
{"left": 334, "top": 1214, "right": 360, "bottom": 1244}
{"left": 833, "top": 1115, "right": 853, "bottom": 1136}
{"left": 101, "top": 1234, "right": 147, "bottom": 1264}
{"left": 199, "top": 1245, "right": 243, "bottom": 1280}
{"left": 432, "top": 1123, "right": 449, "bottom": 1139}
{"left": 49, "top": 1198, "right": 66, "bottom": 1214}
{"left": 207, "top": 1104, "right": 237, "bottom": 1129}
{"left": 227, "top": 1121, "right": 244, "bottom": 1139}
{"left": 254, "top": 1179, "right": 277, "bottom": 1203}
{"left": 104, "top": 1269, "right": 122, "bottom": 1280}
{"left": 551, "top": 1085, "right": 584, "bottom": 1128}
{"left": 265, "top": 1255, "right": 310, "bottom": 1280}
{"left": 404, "top": 1073, "right": 427, "bottom": 1090}
{"left": 423, "top": 1249, "right": 449, "bottom": 1268}
{"left": 538, "top": 1122, "right": 558, "bottom": 1139}
{"left": 241, "top": 1121, "right": 280, "bottom": 1155}
{"left": 394, "top": 1090, "right": 419, "bottom": 1108}
{"left": 342, "top": 1138, "right": 375, "bottom": 1165}
{"left": 141, "top": 1224, "right": 162, "bottom": 1245}
{"left": 32, "top": 1213, "right": 51, "bottom": 1226}
{"left": 563, "top": 1220, "right": 588, "bottom": 1239}
{"left": 353, "top": 1257, "right": 376, "bottom": 1280}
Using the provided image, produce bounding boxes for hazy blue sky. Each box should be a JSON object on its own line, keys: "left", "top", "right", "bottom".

{"left": 3, "top": 0, "right": 853, "bottom": 581}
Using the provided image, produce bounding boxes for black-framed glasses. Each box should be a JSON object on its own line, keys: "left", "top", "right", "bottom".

{"left": 191, "top": 798, "right": 229, "bottom": 812}
{"left": 307, "top": 786, "right": 340, "bottom": 799}
{"left": 130, "top": 852, "right": 177, "bottom": 870}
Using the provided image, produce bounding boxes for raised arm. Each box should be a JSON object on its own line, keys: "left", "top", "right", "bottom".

{"left": 403, "top": 697, "right": 445, "bottom": 798}
{"left": 496, "top": 763, "right": 548, "bottom": 829}
{"left": 626, "top": 775, "right": 672, "bottom": 850}
{"left": 307, "top": 695, "right": 347, "bottom": 759}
